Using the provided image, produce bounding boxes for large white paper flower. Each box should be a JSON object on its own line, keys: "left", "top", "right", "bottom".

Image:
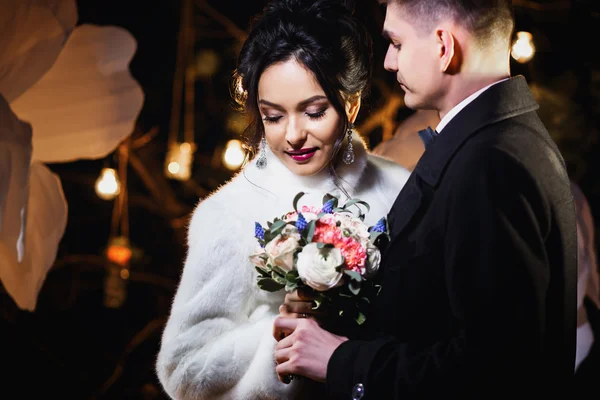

{"left": 11, "top": 24, "right": 144, "bottom": 163}
{"left": 296, "top": 243, "right": 344, "bottom": 291}
{"left": 0, "top": 0, "right": 144, "bottom": 311}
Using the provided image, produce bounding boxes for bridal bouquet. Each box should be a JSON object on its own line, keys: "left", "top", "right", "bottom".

{"left": 249, "top": 192, "right": 389, "bottom": 325}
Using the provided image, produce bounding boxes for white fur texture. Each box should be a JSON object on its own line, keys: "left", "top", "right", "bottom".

{"left": 156, "top": 137, "right": 410, "bottom": 399}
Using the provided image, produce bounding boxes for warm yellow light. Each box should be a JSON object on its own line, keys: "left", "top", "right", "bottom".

{"left": 165, "top": 141, "right": 195, "bottom": 180}
{"left": 180, "top": 142, "right": 192, "bottom": 153}
{"left": 511, "top": 31, "right": 535, "bottom": 63}
{"left": 167, "top": 161, "right": 180, "bottom": 174}
{"left": 222, "top": 139, "right": 246, "bottom": 170}
{"left": 95, "top": 168, "right": 120, "bottom": 200}
{"left": 120, "top": 268, "right": 130, "bottom": 280}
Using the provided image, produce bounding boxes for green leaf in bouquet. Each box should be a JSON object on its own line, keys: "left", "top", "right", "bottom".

{"left": 285, "top": 281, "right": 298, "bottom": 292}
{"left": 311, "top": 293, "right": 326, "bottom": 310}
{"left": 342, "top": 198, "right": 371, "bottom": 213}
{"left": 284, "top": 270, "right": 300, "bottom": 282}
{"left": 269, "top": 219, "right": 287, "bottom": 236}
{"left": 348, "top": 279, "right": 361, "bottom": 296}
{"left": 369, "top": 231, "right": 384, "bottom": 244}
{"left": 255, "top": 266, "right": 271, "bottom": 278}
{"left": 304, "top": 219, "right": 316, "bottom": 243}
{"left": 271, "top": 269, "right": 287, "bottom": 285}
{"left": 355, "top": 311, "right": 366, "bottom": 325}
{"left": 344, "top": 270, "right": 363, "bottom": 282}
{"left": 360, "top": 296, "right": 371, "bottom": 304}
{"left": 267, "top": 220, "right": 273, "bottom": 228}
{"left": 257, "top": 278, "right": 285, "bottom": 292}
{"left": 293, "top": 192, "right": 306, "bottom": 212}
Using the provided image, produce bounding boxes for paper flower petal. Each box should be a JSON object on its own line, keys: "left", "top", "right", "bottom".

{"left": 0, "top": 162, "right": 68, "bottom": 311}
{"left": 0, "top": 0, "right": 77, "bottom": 102}
{"left": 11, "top": 24, "right": 144, "bottom": 163}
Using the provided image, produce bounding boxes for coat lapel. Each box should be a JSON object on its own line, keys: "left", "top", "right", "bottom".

{"left": 387, "top": 173, "right": 424, "bottom": 239}
{"left": 386, "top": 75, "right": 539, "bottom": 240}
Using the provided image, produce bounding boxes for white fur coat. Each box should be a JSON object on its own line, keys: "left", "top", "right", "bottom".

{"left": 156, "top": 137, "right": 411, "bottom": 399}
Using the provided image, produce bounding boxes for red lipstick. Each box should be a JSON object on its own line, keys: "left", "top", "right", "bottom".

{"left": 285, "top": 147, "right": 318, "bottom": 162}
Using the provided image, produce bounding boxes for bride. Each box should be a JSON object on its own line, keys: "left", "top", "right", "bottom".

{"left": 155, "top": 1, "right": 411, "bottom": 398}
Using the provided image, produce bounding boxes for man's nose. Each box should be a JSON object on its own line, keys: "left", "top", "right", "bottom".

{"left": 384, "top": 45, "right": 397, "bottom": 72}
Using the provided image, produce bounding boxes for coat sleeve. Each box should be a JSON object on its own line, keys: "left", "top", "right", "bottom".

{"left": 156, "top": 199, "right": 298, "bottom": 400}
{"left": 326, "top": 148, "right": 568, "bottom": 399}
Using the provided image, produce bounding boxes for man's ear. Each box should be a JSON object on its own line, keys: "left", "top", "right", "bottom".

{"left": 437, "top": 28, "right": 458, "bottom": 73}
{"left": 345, "top": 93, "right": 362, "bottom": 124}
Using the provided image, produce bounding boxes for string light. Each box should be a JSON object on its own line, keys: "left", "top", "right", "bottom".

{"left": 95, "top": 168, "right": 120, "bottom": 200}
{"left": 511, "top": 31, "right": 535, "bottom": 63}
{"left": 165, "top": 141, "right": 196, "bottom": 180}
{"left": 222, "top": 139, "right": 246, "bottom": 170}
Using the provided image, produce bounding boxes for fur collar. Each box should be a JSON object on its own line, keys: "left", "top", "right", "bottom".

{"left": 242, "top": 133, "right": 368, "bottom": 200}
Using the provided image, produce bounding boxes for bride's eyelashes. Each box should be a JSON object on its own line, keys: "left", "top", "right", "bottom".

{"left": 305, "top": 109, "right": 327, "bottom": 120}
{"left": 261, "top": 109, "right": 328, "bottom": 124}
{"left": 263, "top": 115, "right": 283, "bottom": 124}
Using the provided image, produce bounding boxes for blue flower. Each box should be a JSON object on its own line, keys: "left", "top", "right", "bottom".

{"left": 295, "top": 213, "right": 307, "bottom": 231}
{"left": 371, "top": 217, "right": 387, "bottom": 233}
{"left": 321, "top": 199, "right": 335, "bottom": 214}
{"left": 254, "top": 222, "right": 265, "bottom": 240}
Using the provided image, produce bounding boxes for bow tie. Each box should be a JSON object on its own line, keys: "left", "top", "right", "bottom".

{"left": 417, "top": 126, "right": 438, "bottom": 149}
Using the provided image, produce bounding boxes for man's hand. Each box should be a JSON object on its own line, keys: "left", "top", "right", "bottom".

{"left": 273, "top": 316, "right": 348, "bottom": 383}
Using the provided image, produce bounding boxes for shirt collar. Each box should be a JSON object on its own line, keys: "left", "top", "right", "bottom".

{"left": 435, "top": 78, "right": 510, "bottom": 134}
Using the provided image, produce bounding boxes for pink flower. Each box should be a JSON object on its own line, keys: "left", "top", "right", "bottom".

{"left": 264, "top": 225, "right": 301, "bottom": 272}
{"left": 312, "top": 218, "right": 367, "bottom": 273}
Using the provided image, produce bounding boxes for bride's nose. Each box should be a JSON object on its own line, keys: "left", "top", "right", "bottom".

{"left": 285, "top": 118, "right": 307, "bottom": 146}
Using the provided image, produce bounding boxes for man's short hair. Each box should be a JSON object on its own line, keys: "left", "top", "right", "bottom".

{"left": 390, "top": 0, "right": 514, "bottom": 49}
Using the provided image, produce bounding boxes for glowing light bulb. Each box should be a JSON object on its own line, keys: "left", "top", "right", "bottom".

{"left": 222, "top": 139, "right": 246, "bottom": 170}
{"left": 511, "top": 31, "right": 535, "bottom": 64}
{"left": 165, "top": 141, "right": 195, "bottom": 180}
{"left": 95, "top": 168, "right": 120, "bottom": 200}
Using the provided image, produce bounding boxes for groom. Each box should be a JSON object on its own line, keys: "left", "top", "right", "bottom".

{"left": 273, "top": 0, "right": 578, "bottom": 399}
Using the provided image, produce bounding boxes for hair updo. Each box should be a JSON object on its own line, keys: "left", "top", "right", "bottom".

{"left": 232, "top": 0, "right": 373, "bottom": 159}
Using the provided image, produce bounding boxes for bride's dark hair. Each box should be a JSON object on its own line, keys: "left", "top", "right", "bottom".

{"left": 232, "top": 0, "right": 372, "bottom": 161}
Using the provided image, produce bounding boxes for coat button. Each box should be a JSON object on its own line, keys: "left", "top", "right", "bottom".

{"left": 352, "top": 383, "right": 365, "bottom": 399}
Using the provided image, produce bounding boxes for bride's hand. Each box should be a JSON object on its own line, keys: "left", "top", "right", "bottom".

{"left": 281, "top": 288, "right": 325, "bottom": 318}
{"left": 274, "top": 289, "right": 326, "bottom": 341}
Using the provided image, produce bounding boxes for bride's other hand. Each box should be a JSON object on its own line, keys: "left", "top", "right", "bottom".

{"left": 282, "top": 288, "right": 324, "bottom": 317}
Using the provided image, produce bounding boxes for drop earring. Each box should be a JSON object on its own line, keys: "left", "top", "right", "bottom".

{"left": 342, "top": 123, "right": 355, "bottom": 165}
{"left": 256, "top": 136, "right": 267, "bottom": 169}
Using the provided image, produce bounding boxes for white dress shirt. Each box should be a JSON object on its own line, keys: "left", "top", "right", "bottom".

{"left": 435, "top": 78, "right": 510, "bottom": 134}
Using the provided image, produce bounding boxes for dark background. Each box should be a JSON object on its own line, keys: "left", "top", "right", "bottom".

{"left": 1, "top": 0, "right": 599, "bottom": 398}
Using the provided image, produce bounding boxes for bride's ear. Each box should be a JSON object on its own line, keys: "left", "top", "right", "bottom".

{"left": 345, "top": 92, "right": 361, "bottom": 124}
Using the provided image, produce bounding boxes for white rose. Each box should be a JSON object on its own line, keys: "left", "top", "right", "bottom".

{"left": 365, "top": 242, "right": 381, "bottom": 278}
{"left": 249, "top": 245, "right": 268, "bottom": 269}
{"left": 297, "top": 243, "right": 344, "bottom": 291}
{"left": 264, "top": 225, "right": 301, "bottom": 272}
{"left": 335, "top": 213, "right": 369, "bottom": 241}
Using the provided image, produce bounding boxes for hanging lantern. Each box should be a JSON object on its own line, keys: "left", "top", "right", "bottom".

{"left": 511, "top": 31, "right": 535, "bottom": 64}
{"left": 222, "top": 139, "right": 246, "bottom": 171}
{"left": 165, "top": 141, "right": 196, "bottom": 181}
{"left": 95, "top": 167, "right": 120, "bottom": 200}
{"left": 106, "top": 236, "right": 132, "bottom": 267}
{"left": 104, "top": 236, "right": 131, "bottom": 309}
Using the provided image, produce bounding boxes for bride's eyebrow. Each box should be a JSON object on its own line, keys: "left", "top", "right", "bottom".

{"left": 259, "top": 95, "right": 328, "bottom": 110}
{"left": 259, "top": 99, "right": 283, "bottom": 109}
